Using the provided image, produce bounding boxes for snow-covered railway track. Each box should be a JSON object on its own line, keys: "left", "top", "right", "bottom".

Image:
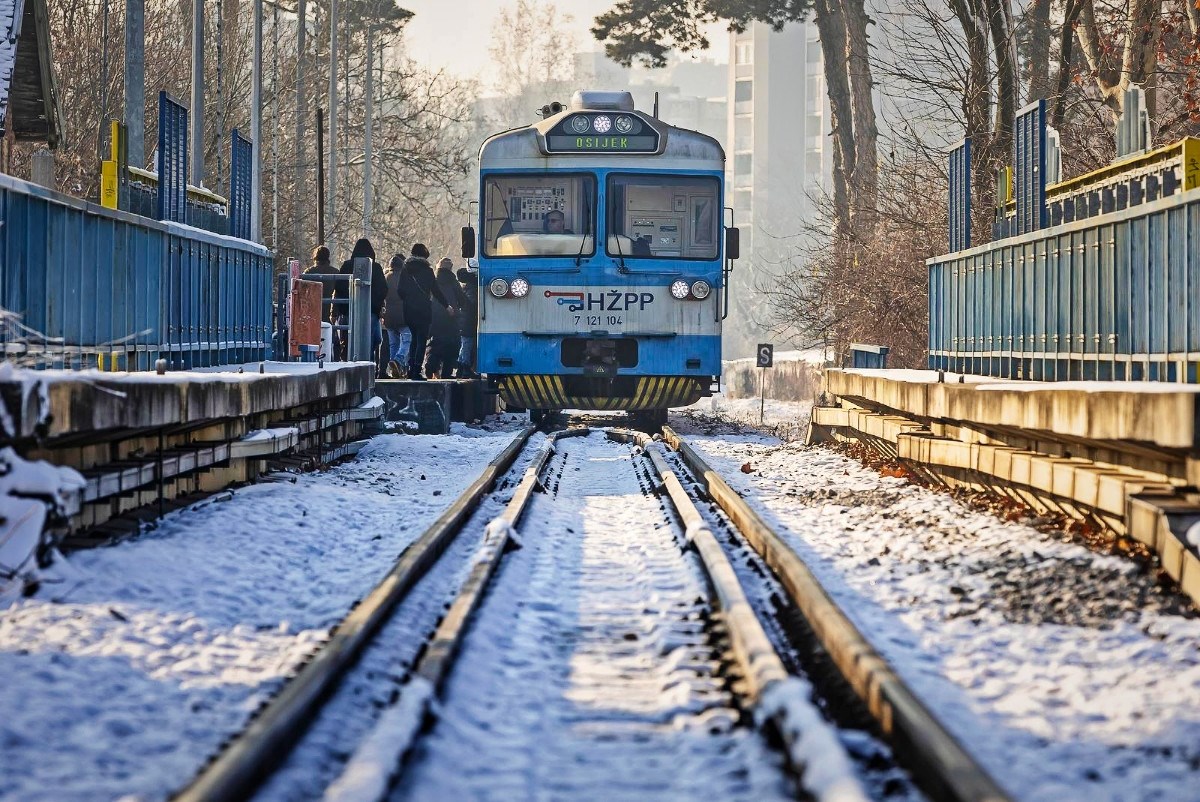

{"left": 173, "top": 426, "right": 541, "bottom": 802}
{"left": 660, "top": 425, "right": 1010, "bottom": 802}
{"left": 319, "top": 430, "right": 866, "bottom": 802}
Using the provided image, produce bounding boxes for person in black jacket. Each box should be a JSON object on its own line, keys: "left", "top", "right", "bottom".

{"left": 334, "top": 238, "right": 388, "bottom": 368}
{"left": 303, "top": 245, "right": 338, "bottom": 321}
{"left": 382, "top": 255, "right": 410, "bottom": 378}
{"left": 426, "top": 257, "right": 470, "bottom": 379}
{"left": 398, "top": 243, "right": 454, "bottom": 380}
{"left": 455, "top": 266, "right": 479, "bottom": 378}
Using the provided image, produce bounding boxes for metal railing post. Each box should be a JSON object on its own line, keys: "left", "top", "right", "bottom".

{"left": 349, "top": 256, "right": 372, "bottom": 362}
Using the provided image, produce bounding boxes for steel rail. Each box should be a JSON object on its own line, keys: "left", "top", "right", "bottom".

{"left": 324, "top": 428, "right": 591, "bottom": 801}
{"left": 173, "top": 425, "right": 539, "bottom": 802}
{"left": 661, "top": 425, "right": 1011, "bottom": 802}
{"left": 607, "top": 429, "right": 869, "bottom": 802}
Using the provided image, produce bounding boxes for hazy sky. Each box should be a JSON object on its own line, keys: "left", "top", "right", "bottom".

{"left": 401, "top": 0, "right": 728, "bottom": 83}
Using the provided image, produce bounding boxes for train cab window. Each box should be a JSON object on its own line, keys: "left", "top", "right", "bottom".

{"left": 481, "top": 174, "right": 596, "bottom": 257}
{"left": 606, "top": 174, "right": 720, "bottom": 260}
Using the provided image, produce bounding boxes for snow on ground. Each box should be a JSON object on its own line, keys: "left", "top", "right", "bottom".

{"left": 392, "top": 433, "right": 796, "bottom": 801}
{"left": 0, "top": 447, "right": 86, "bottom": 602}
{"left": 678, "top": 411, "right": 1200, "bottom": 802}
{"left": 0, "top": 426, "right": 521, "bottom": 802}
{"left": 676, "top": 393, "right": 814, "bottom": 442}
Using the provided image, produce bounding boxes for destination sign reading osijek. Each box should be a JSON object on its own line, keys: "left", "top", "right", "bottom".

{"left": 543, "top": 112, "right": 662, "bottom": 154}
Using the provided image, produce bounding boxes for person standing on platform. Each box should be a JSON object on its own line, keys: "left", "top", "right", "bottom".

{"left": 334, "top": 238, "right": 388, "bottom": 371}
{"left": 303, "top": 245, "right": 338, "bottom": 322}
{"left": 382, "top": 255, "right": 410, "bottom": 378}
{"left": 398, "top": 243, "right": 454, "bottom": 380}
{"left": 455, "top": 266, "right": 479, "bottom": 378}
{"left": 426, "top": 257, "right": 469, "bottom": 379}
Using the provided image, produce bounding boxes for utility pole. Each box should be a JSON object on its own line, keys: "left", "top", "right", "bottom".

{"left": 250, "top": 0, "right": 263, "bottom": 242}
{"left": 316, "top": 107, "right": 325, "bottom": 246}
{"left": 189, "top": 0, "right": 204, "bottom": 185}
{"left": 293, "top": 0, "right": 307, "bottom": 252}
{"left": 363, "top": 24, "right": 373, "bottom": 237}
{"left": 271, "top": 1, "right": 279, "bottom": 248}
{"left": 327, "top": 0, "right": 338, "bottom": 250}
{"left": 123, "top": 0, "right": 145, "bottom": 167}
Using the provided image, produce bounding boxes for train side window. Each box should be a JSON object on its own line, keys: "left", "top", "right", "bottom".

{"left": 481, "top": 173, "right": 597, "bottom": 258}
{"left": 606, "top": 174, "right": 720, "bottom": 260}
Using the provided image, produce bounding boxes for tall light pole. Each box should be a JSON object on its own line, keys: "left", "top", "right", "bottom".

{"left": 189, "top": 0, "right": 204, "bottom": 185}
{"left": 293, "top": 0, "right": 307, "bottom": 252}
{"left": 250, "top": 0, "right": 263, "bottom": 241}
{"left": 326, "top": 0, "right": 338, "bottom": 249}
{"left": 363, "top": 23, "right": 373, "bottom": 237}
{"left": 123, "top": 0, "right": 145, "bottom": 167}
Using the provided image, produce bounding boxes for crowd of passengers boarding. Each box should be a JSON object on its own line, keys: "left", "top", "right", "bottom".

{"left": 303, "top": 239, "right": 479, "bottom": 380}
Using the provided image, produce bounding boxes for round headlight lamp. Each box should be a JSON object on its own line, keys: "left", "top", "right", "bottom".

{"left": 509, "top": 277, "right": 531, "bottom": 298}
{"left": 670, "top": 279, "right": 691, "bottom": 300}
{"left": 689, "top": 280, "right": 712, "bottom": 300}
{"left": 488, "top": 278, "right": 510, "bottom": 298}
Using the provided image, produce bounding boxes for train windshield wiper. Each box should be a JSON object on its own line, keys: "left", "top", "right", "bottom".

{"left": 575, "top": 195, "right": 591, "bottom": 267}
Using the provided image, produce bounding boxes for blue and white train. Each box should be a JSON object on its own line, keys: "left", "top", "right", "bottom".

{"left": 462, "top": 90, "right": 739, "bottom": 427}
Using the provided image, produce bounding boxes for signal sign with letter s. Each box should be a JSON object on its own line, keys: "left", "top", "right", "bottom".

{"left": 756, "top": 344, "right": 774, "bottom": 368}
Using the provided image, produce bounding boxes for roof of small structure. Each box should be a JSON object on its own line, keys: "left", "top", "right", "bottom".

{"left": 1, "top": 0, "right": 60, "bottom": 146}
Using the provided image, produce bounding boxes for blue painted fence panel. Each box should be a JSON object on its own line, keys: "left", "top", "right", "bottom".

{"left": 229, "top": 129, "right": 253, "bottom": 240}
{"left": 1015, "top": 100, "right": 1048, "bottom": 236}
{"left": 157, "top": 91, "right": 189, "bottom": 224}
{"left": 928, "top": 188, "right": 1200, "bottom": 382}
{"left": 949, "top": 139, "right": 971, "bottom": 252}
{"left": 0, "top": 173, "right": 273, "bottom": 369}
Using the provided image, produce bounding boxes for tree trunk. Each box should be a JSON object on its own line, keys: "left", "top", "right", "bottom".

{"left": 1184, "top": 0, "right": 1200, "bottom": 37}
{"left": 1026, "top": 0, "right": 1052, "bottom": 102}
{"left": 949, "top": 0, "right": 995, "bottom": 216}
{"left": 1051, "top": 0, "right": 1081, "bottom": 130}
{"left": 1122, "top": 0, "right": 1161, "bottom": 117}
{"left": 812, "top": 0, "right": 855, "bottom": 246}
{"left": 986, "top": 0, "right": 1017, "bottom": 150}
{"left": 840, "top": 0, "right": 878, "bottom": 234}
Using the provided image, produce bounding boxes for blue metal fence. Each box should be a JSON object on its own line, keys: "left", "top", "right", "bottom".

{"left": 928, "top": 188, "right": 1200, "bottom": 382}
{"left": 1014, "top": 99, "right": 1048, "bottom": 237}
{"left": 0, "top": 172, "right": 273, "bottom": 370}
{"left": 949, "top": 139, "right": 971, "bottom": 252}
{"left": 229, "top": 129, "right": 253, "bottom": 240}
{"left": 156, "top": 91, "right": 189, "bottom": 224}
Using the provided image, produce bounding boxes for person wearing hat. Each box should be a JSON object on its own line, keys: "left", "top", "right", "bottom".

{"left": 397, "top": 243, "right": 454, "bottom": 380}
{"left": 333, "top": 238, "right": 387, "bottom": 367}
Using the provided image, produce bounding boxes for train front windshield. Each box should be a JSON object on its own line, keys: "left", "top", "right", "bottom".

{"left": 482, "top": 174, "right": 596, "bottom": 257}
{"left": 606, "top": 174, "right": 720, "bottom": 260}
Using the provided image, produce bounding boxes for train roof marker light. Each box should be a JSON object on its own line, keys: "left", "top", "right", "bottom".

{"left": 570, "top": 90, "right": 635, "bottom": 112}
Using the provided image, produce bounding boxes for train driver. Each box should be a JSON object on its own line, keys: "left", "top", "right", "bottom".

{"left": 542, "top": 209, "right": 574, "bottom": 235}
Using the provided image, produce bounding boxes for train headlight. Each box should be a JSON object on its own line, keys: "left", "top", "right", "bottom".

{"left": 509, "top": 277, "right": 531, "bottom": 298}
{"left": 670, "top": 280, "right": 691, "bottom": 300}
{"left": 570, "top": 115, "right": 591, "bottom": 134}
{"left": 593, "top": 114, "right": 612, "bottom": 133}
{"left": 690, "top": 280, "right": 712, "bottom": 300}
{"left": 488, "top": 278, "right": 510, "bottom": 298}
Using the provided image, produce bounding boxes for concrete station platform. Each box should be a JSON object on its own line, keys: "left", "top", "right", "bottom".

{"left": 811, "top": 368, "right": 1200, "bottom": 607}
{"left": 373, "top": 379, "right": 496, "bottom": 433}
{"left": 1, "top": 362, "right": 380, "bottom": 544}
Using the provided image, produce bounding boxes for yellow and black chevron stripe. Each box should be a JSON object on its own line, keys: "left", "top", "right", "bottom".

{"left": 499, "top": 375, "right": 706, "bottom": 412}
